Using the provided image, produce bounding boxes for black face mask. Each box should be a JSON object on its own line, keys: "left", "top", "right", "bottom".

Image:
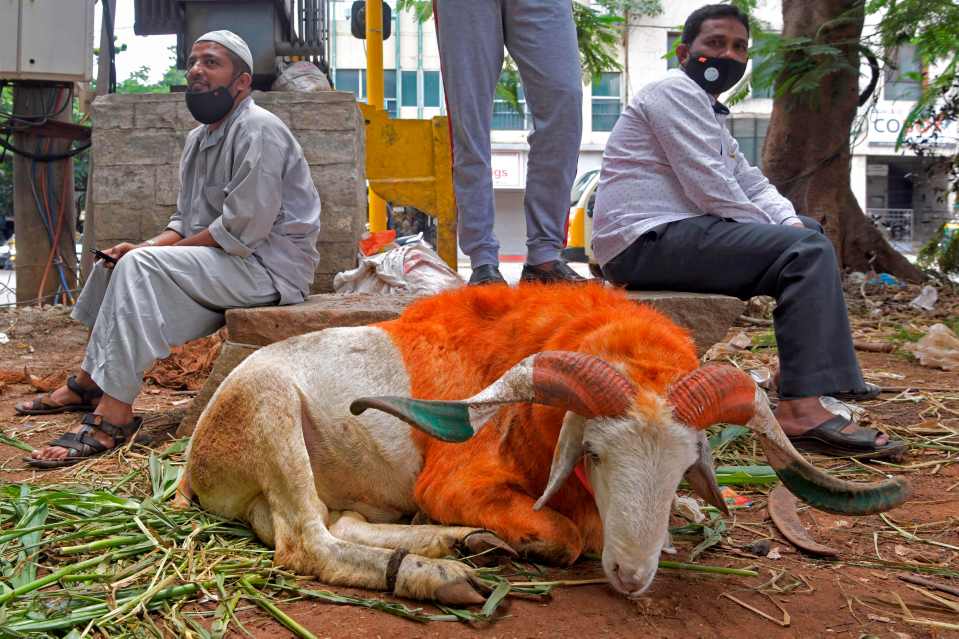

{"left": 185, "top": 78, "right": 238, "bottom": 125}
{"left": 683, "top": 54, "right": 747, "bottom": 95}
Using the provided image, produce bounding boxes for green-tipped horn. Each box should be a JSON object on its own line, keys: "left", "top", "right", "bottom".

{"left": 759, "top": 433, "right": 910, "bottom": 515}
{"left": 746, "top": 389, "right": 910, "bottom": 515}
{"left": 349, "top": 397, "right": 477, "bottom": 442}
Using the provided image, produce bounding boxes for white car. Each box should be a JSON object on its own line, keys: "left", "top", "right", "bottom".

{"left": 563, "top": 170, "right": 602, "bottom": 278}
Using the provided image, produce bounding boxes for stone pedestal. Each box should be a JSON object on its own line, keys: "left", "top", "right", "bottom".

{"left": 90, "top": 91, "right": 366, "bottom": 292}
{"left": 175, "top": 291, "right": 744, "bottom": 436}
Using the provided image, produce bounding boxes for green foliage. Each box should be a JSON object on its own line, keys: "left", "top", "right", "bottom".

{"left": 916, "top": 222, "right": 959, "bottom": 275}
{"left": 728, "top": 9, "right": 863, "bottom": 107}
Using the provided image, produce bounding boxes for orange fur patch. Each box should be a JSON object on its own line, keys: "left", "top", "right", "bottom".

{"left": 378, "top": 284, "right": 698, "bottom": 557}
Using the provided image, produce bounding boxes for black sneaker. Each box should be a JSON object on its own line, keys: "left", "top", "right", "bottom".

{"left": 468, "top": 264, "right": 507, "bottom": 286}
{"left": 520, "top": 260, "right": 587, "bottom": 284}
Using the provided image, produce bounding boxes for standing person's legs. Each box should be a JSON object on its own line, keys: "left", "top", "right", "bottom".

{"left": 433, "top": 0, "right": 505, "bottom": 269}
{"left": 602, "top": 216, "right": 902, "bottom": 458}
{"left": 29, "top": 247, "right": 279, "bottom": 465}
{"left": 503, "top": 0, "right": 583, "bottom": 267}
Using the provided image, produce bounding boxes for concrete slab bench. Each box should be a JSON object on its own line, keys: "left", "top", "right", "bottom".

{"left": 176, "top": 290, "right": 744, "bottom": 436}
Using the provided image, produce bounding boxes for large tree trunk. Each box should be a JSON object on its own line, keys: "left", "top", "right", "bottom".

{"left": 762, "top": 0, "right": 923, "bottom": 282}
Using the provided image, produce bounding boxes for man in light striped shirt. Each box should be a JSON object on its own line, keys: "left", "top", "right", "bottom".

{"left": 593, "top": 4, "right": 903, "bottom": 460}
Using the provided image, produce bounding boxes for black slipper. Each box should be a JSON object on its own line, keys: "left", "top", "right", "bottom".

{"left": 788, "top": 414, "right": 905, "bottom": 461}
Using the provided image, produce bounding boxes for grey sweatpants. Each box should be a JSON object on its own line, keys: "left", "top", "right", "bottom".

{"left": 73, "top": 246, "right": 279, "bottom": 404}
{"left": 601, "top": 216, "right": 867, "bottom": 400}
{"left": 433, "top": 0, "right": 583, "bottom": 268}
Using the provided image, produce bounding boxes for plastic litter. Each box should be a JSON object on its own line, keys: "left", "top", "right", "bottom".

{"left": 720, "top": 486, "right": 752, "bottom": 508}
{"left": 909, "top": 285, "right": 938, "bottom": 311}
{"left": 820, "top": 396, "right": 865, "bottom": 420}
{"left": 271, "top": 60, "right": 332, "bottom": 92}
{"left": 672, "top": 495, "right": 705, "bottom": 523}
{"left": 334, "top": 233, "right": 464, "bottom": 295}
{"left": 727, "top": 331, "right": 753, "bottom": 350}
{"left": 0, "top": 332, "right": 8, "bottom": 345}
{"left": 846, "top": 271, "right": 867, "bottom": 285}
{"left": 908, "top": 323, "right": 959, "bottom": 371}
{"left": 866, "top": 272, "right": 904, "bottom": 287}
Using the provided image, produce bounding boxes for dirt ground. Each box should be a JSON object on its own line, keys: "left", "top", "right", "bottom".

{"left": 0, "top": 282, "right": 957, "bottom": 639}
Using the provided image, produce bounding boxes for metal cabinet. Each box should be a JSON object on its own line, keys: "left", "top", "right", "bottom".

{"left": 0, "top": 0, "right": 95, "bottom": 82}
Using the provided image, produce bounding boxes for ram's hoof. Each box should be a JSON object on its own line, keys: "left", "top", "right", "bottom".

{"left": 435, "top": 577, "right": 486, "bottom": 606}
{"left": 462, "top": 531, "right": 518, "bottom": 565}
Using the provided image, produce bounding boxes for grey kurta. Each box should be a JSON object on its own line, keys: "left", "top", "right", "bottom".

{"left": 73, "top": 95, "right": 321, "bottom": 404}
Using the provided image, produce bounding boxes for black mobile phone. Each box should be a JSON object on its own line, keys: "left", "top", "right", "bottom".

{"left": 89, "top": 248, "right": 118, "bottom": 264}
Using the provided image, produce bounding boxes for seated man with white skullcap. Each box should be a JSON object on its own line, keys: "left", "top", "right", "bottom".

{"left": 17, "top": 31, "right": 322, "bottom": 468}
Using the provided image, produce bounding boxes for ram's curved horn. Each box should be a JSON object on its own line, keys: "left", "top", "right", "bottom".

{"left": 667, "top": 365, "right": 910, "bottom": 516}
{"left": 349, "top": 351, "right": 634, "bottom": 442}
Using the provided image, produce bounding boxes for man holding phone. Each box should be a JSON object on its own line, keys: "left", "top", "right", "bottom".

{"left": 16, "top": 31, "right": 321, "bottom": 468}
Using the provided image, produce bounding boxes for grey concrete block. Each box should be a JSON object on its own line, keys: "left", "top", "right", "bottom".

{"left": 297, "top": 130, "right": 360, "bottom": 165}
{"left": 94, "top": 205, "right": 143, "bottom": 241}
{"left": 135, "top": 100, "right": 177, "bottom": 129}
{"left": 140, "top": 207, "right": 177, "bottom": 238}
{"left": 92, "top": 166, "right": 156, "bottom": 206}
{"left": 155, "top": 165, "right": 180, "bottom": 206}
{"left": 94, "top": 129, "right": 178, "bottom": 166}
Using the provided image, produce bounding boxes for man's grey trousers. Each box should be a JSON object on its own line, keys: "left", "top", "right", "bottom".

{"left": 601, "top": 216, "right": 867, "bottom": 400}
{"left": 433, "top": 0, "right": 582, "bottom": 268}
{"left": 73, "top": 246, "right": 279, "bottom": 404}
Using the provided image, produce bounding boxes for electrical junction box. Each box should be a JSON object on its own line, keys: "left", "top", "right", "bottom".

{"left": 0, "top": 0, "right": 95, "bottom": 83}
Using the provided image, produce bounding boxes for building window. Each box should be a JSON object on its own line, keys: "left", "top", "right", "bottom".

{"left": 334, "top": 68, "right": 396, "bottom": 116}
{"left": 385, "top": 69, "right": 397, "bottom": 117}
{"left": 667, "top": 32, "right": 682, "bottom": 70}
{"left": 424, "top": 70, "right": 441, "bottom": 107}
{"left": 727, "top": 117, "right": 769, "bottom": 168}
{"left": 401, "top": 71, "right": 417, "bottom": 107}
{"left": 592, "top": 72, "right": 622, "bottom": 132}
{"left": 884, "top": 44, "right": 922, "bottom": 102}
{"left": 334, "top": 68, "right": 365, "bottom": 99}
{"left": 492, "top": 73, "right": 528, "bottom": 130}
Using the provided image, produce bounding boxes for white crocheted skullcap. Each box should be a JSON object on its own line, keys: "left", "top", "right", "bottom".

{"left": 195, "top": 30, "right": 253, "bottom": 73}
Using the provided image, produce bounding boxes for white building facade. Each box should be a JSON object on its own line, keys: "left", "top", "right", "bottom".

{"left": 327, "top": 0, "right": 956, "bottom": 257}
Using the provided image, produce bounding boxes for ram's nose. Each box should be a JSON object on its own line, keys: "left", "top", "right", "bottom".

{"left": 607, "top": 559, "right": 658, "bottom": 598}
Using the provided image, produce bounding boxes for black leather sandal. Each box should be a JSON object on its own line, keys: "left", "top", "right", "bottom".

{"left": 788, "top": 414, "right": 905, "bottom": 461}
{"left": 15, "top": 375, "right": 104, "bottom": 416}
{"left": 25, "top": 413, "right": 143, "bottom": 469}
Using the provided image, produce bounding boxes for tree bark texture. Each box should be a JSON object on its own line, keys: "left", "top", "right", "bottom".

{"left": 762, "top": 0, "right": 923, "bottom": 281}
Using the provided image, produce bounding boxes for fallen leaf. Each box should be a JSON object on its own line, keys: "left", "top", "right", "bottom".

{"left": 728, "top": 332, "right": 752, "bottom": 350}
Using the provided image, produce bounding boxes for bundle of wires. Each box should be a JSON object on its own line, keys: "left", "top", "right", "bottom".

{"left": 0, "top": 85, "right": 83, "bottom": 305}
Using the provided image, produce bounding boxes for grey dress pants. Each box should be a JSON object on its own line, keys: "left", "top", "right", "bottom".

{"left": 433, "top": 0, "right": 583, "bottom": 268}
{"left": 601, "top": 215, "right": 867, "bottom": 400}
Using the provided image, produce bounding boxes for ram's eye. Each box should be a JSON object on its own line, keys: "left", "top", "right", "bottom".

{"left": 583, "top": 443, "right": 601, "bottom": 464}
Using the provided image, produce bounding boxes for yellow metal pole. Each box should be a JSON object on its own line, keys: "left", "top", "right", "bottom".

{"left": 366, "top": 0, "right": 388, "bottom": 232}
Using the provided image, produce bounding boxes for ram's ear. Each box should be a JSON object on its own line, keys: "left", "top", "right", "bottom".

{"left": 534, "top": 412, "right": 587, "bottom": 511}
{"left": 683, "top": 431, "right": 728, "bottom": 515}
